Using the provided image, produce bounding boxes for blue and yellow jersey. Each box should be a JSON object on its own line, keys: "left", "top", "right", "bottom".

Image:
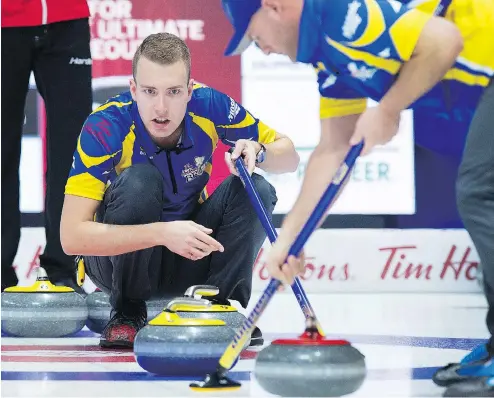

{"left": 65, "top": 83, "right": 277, "bottom": 221}
{"left": 297, "top": 0, "right": 494, "bottom": 121}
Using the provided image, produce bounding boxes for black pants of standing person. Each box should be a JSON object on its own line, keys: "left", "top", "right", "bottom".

{"left": 1, "top": 18, "right": 93, "bottom": 290}
{"left": 84, "top": 164, "right": 278, "bottom": 312}
{"left": 456, "top": 77, "right": 494, "bottom": 348}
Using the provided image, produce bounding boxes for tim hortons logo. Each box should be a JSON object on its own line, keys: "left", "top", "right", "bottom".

{"left": 379, "top": 245, "right": 479, "bottom": 281}
{"left": 253, "top": 248, "right": 351, "bottom": 282}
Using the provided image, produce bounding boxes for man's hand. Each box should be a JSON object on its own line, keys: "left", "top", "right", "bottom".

{"left": 224, "top": 139, "right": 261, "bottom": 176}
{"left": 265, "top": 238, "right": 306, "bottom": 286}
{"left": 349, "top": 105, "right": 401, "bottom": 156}
{"left": 162, "top": 220, "right": 224, "bottom": 261}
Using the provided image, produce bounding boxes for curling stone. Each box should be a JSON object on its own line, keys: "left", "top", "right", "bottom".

{"left": 175, "top": 285, "right": 249, "bottom": 344}
{"left": 85, "top": 290, "right": 169, "bottom": 333}
{"left": 254, "top": 317, "right": 366, "bottom": 397}
{"left": 134, "top": 297, "right": 238, "bottom": 377}
{"left": 1, "top": 267, "right": 88, "bottom": 337}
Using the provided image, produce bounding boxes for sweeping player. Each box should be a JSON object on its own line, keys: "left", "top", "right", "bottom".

{"left": 220, "top": 0, "right": 494, "bottom": 395}
{"left": 59, "top": 32, "right": 299, "bottom": 348}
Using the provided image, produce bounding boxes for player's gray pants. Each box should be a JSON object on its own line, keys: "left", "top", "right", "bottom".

{"left": 84, "top": 163, "right": 277, "bottom": 312}
{"left": 456, "top": 77, "right": 494, "bottom": 347}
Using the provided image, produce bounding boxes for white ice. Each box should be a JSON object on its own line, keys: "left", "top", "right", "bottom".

{"left": 1, "top": 292, "right": 488, "bottom": 397}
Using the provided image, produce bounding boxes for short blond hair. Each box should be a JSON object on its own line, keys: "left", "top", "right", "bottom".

{"left": 132, "top": 33, "right": 191, "bottom": 81}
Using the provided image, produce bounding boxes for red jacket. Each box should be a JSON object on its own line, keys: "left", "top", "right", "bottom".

{"left": 2, "top": 0, "right": 90, "bottom": 27}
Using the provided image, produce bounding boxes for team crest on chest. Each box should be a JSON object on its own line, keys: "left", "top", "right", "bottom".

{"left": 182, "top": 156, "right": 206, "bottom": 182}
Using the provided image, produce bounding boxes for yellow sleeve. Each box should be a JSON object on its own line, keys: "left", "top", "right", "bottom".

{"left": 65, "top": 173, "right": 107, "bottom": 201}
{"left": 64, "top": 115, "right": 122, "bottom": 201}
{"left": 388, "top": 7, "right": 432, "bottom": 62}
{"left": 257, "top": 120, "right": 277, "bottom": 144}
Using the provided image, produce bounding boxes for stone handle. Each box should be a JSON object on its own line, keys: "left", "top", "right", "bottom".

{"left": 166, "top": 298, "right": 211, "bottom": 312}
{"left": 183, "top": 285, "right": 219, "bottom": 298}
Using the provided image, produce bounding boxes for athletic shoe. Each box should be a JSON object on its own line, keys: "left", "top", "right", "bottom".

{"left": 444, "top": 362, "right": 494, "bottom": 397}
{"left": 433, "top": 343, "right": 493, "bottom": 386}
{"left": 100, "top": 300, "right": 147, "bottom": 348}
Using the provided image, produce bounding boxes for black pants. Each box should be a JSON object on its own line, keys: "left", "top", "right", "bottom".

{"left": 456, "top": 77, "right": 494, "bottom": 347}
{"left": 84, "top": 164, "right": 278, "bottom": 312}
{"left": 1, "top": 18, "right": 93, "bottom": 286}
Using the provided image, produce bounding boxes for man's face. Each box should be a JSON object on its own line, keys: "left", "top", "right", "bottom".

{"left": 130, "top": 56, "right": 193, "bottom": 141}
{"left": 246, "top": 0, "right": 302, "bottom": 61}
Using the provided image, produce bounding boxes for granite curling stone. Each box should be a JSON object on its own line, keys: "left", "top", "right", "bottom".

{"left": 134, "top": 297, "right": 238, "bottom": 377}
{"left": 1, "top": 267, "right": 88, "bottom": 337}
{"left": 175, "top": 285, "right": 249, "bottom": 343}
{"left": 85, "top": 290, "right": 169, "bottom": 333}
{"left": 254, "top": 317, "right": 366, "bottom": 397}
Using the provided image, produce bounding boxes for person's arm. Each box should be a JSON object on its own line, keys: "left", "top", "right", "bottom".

{"left": 276, "top": 114, "right": 359, "bottom": 246}
{"left": 262, "top": 66, "right": 366, "bottom": 284}
{"left": 61, "top": 195, "right": 222, "bottom": 258}
{"left": 60, "top": 115, "right": 161, "bottom": 256}
{"left": 60, "top": 124, "right": 166, "bottom": 256}
{"left": 321, "top": 0, "right": 463, "bottom": 151}
{"left": 250, "top": 126, "right": 299, "bottom": 174}
{"left": 349, "top": 16, "right": 463, "bottom": 151}
{"left": 60, "top": 195, "right": 164, "bottom": 256}
{"left": 379, "top": 17, "right": 463, "bottom": 114}
{"left": 263, "top": 114, "right": 360, "bottom": 285}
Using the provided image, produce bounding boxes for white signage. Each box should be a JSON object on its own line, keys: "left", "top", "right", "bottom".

{"left": 241, "top": 45, "right": 416, "bottom": 214}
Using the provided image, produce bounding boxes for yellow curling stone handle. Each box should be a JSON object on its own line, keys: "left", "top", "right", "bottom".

{"left": 149, "top": 298, "right": 226, "bottom": 327}
{"left": 184, "top": 284, "right": 220, "bottom": 298}
{"left": 3, "top": 267, "right": 74, "bottom": 293}
{"left": 181, "top": 285, "right": 238, "bottom": 313}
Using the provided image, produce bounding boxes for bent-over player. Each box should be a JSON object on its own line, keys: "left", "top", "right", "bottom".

{"left": 221, "top": 0, "right": 494, "bottom": 395}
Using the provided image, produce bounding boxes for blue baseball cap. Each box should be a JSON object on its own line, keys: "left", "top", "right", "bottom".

{"left": 221, "top": 0, "right": 261, "bottom": 56}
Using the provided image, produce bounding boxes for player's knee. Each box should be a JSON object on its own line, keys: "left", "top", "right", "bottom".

{"left": 118, "top": 164, "right": 163, "bottom": 195}
{"left": 105, "top": 164, "right": 163, "bottom": 225}
{"left": 250, "top": 174, "right": 278, "bottom": 212}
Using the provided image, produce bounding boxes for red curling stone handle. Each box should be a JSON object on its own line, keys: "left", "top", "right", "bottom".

{"left": 271, "top": 324, "right": 350, "bottom": 345}
{"left": 271, "top": 338, "right": 351, "bottom": 346}
{"left": 271, "top": 330, "right": 350, "bottom": 346}
{"left": 271, "top": 339, "right": 350, "bottom": 345}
